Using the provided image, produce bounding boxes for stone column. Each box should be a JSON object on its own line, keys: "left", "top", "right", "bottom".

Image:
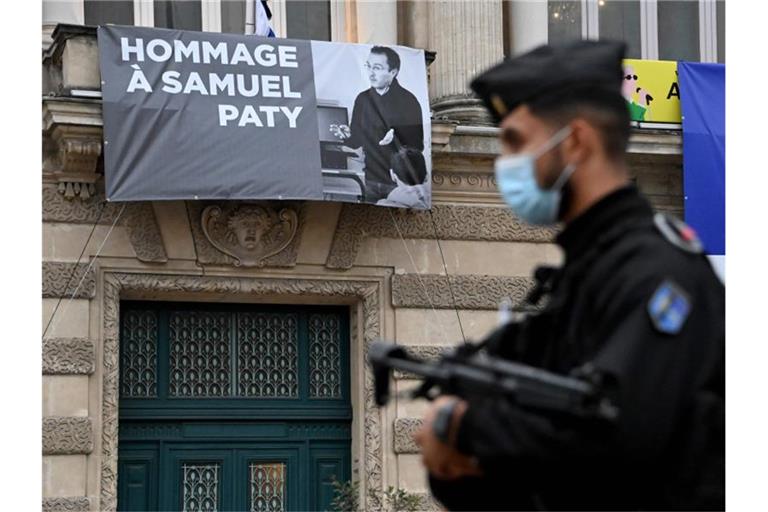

{"left": 428, "top": 0, "right": 504, "bottom": 124}
{"left": 355, "top": 0, "right": 398, "bottom": 45}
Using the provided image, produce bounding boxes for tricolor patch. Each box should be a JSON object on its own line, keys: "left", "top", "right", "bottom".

{"left": 647, "top": 279, "right": 691, "bottom": 335}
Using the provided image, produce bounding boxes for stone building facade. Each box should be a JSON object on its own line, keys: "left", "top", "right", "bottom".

{"left": 42, "top": 1, "right": 696, "bottom": 510}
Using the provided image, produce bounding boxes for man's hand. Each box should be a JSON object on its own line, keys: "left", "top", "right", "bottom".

{"left": 329, "top": 124, "right": 351, "bottom": 140}
{"left": 378, "top": 128, "right": 395, "bottom": 145}
{"left": 413, "top": 396, "right": 483, "bottom": 480}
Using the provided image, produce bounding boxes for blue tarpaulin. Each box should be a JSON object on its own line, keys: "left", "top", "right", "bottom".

{"left": 679, "top": 62, "right": 725, "bottom": 257}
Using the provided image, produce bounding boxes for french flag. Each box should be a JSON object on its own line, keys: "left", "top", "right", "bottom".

{"left": 249, "top": 0, "right": 276, "bottom": 37}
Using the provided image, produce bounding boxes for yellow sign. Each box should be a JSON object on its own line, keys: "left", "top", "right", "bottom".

{"left": 622, "top": 59, "right": 681, "bottom": 124}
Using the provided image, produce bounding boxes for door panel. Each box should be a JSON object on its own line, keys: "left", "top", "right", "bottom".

{"left": 310, "top": 447, "right": 350, "bottom": 512}
{"left": 235, "top": 448, "right": 301, "bottom": 511}
{"left": 117, "top": 303, "right": 352, "bottom": 512}
{"left": 117, "top": 447, "right": 159, "bottom": 512}
{"left": 163, "top": 448, "right": 234, "bottom": 511}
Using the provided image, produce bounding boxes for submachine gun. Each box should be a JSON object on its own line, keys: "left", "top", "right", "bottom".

{"left": 369, "top": 338, "right": 619, "bottom": 423}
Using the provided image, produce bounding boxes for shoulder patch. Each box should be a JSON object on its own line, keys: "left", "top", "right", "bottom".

{"left": 647, "top": 279, "right": 692, "bottom": 335}
{"left": 654, "top": 213, "right": 704, "bottom": 254}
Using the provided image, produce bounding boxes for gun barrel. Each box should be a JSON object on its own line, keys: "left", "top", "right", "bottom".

{"left": 368, "top": 340, "right": 617, "bottom": 421}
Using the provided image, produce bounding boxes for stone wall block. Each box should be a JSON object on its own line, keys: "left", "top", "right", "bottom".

{"left": 42, "top": 262, "right": 96, "bottom": 299}
{"left": 327, "top": 204, "right": 555, "bottom": 270}
{"left": 394, "top": 417, "right": 423, "bottom": 454}
{"left": 43, "top": 338, "right": 95, "bottom": 375}
{"left": 392, "top": 274, "right": 534, "bottom": 310}
{"left": 43, "top": 417, "right": 93, "bottom": 455}
{"left": 42, "top": 497, "right": 90, "bottom": 512}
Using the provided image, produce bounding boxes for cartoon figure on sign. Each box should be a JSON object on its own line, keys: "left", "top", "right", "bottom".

{"left": 622, "top": 64, "right": 653, "bottom": 121}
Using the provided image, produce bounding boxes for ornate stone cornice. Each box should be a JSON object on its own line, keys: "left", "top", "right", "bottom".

{"left": 187, "top": 202, "right": 305, "bottom": 268}
{"left": 100, "top": 272, "right": 383, "bottom": 511}
{"left": 42, "top": 262, "right": 96, "bottom": 299}
{"left": 42, "top": 338, "right": 95, "bottom": 375}
{"left": 326, "top": 204, "right": 555, "bottom": 270}
{"left": 393, "top": 417, "right": 422, "bottom": 454}
{"left": 391, "top": 274, "right": 534, "bottom": 310}
{"left": 42, "top": 497, "right": 91, "bottom": 512}
{"left": 42, "top": 417, "right": 93, "bottom": 455}
{"left": 43, "top": 98, "right": 104, "bottom": 201}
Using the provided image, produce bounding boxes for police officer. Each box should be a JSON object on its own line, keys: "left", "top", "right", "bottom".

{"left": 413, "top": 41, "right": 725, "bottom": 511}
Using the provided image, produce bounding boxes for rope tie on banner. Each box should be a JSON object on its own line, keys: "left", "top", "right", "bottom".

{"left": 387, "top": 207, "right": 467, "bottom": 345}
{"left": 43, "top": 203, "right": 127, "bottom": 340}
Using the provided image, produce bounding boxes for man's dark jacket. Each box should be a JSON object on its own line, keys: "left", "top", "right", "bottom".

{"left": 346, "top": 78, "right": 423, "bottom": 185}
{"left": 430, "top": 186, "right": 725, "bottom": 511}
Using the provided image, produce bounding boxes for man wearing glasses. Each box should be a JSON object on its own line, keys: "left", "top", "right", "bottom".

{"left": 330, "top": 46, "right": 424, "bottom": 203}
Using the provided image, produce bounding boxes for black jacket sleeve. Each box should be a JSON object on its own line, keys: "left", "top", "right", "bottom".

{"left": 392, "top": 92, "right": 424, "bottom": 151}
{"left": 345, "top": 94, "right": 365, "bottom": 149}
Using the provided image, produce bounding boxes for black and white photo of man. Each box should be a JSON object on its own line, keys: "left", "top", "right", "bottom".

{"left": 330, "top": 46, "right": 424, "bottom": 202}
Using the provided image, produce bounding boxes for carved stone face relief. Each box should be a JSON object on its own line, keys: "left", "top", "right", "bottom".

{"left": 201, "top": 203, "right": 298, "bottom": 267}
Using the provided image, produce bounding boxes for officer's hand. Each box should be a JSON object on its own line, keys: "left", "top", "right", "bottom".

{"left": 414, "top": 396, "right": 483, "bottom": 480}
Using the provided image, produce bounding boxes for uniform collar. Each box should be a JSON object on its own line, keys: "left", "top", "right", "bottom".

{"left": 556, "top": 185, "right": 653, "bottom": 260}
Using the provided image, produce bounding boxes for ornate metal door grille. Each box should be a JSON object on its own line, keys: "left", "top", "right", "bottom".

{"left": 182, "top": 463, "right": 219, "bottom": 512}
{"left": 119, "top": 303, "right": 349, "bottom": 407}
{"left": 238, "top": 313, "right": 299, "bottom": 398}
{"left": 120, "top": 309, "right": 158, "bottom": 398}
{"left": 308, "top": 314, "right": 342, "bottom": 398}
{"left": 249, "top": 463, "right": 286, "bottom": 512}
{"left": 170, "top": 311, "right": 231, "bottom": 397}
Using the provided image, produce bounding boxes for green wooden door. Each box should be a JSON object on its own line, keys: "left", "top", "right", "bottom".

{"left": 117, "top": 302, "right": 351, "bottom": 512}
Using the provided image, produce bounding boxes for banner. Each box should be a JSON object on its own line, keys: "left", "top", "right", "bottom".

{"left": 98, "top": 25, "right": 432, "bottom": 208}
{"left": 621, "top": 59, "right": 681, "bottom": 124}
{"left": 679, "top": 62, "right": 725, "bottom": 275}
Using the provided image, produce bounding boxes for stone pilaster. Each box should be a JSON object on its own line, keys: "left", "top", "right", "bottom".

{"left": 354, "top": 0, "right": 398, "bottom": 44}
{"left": 428, "top": 0, "right": 504, "bottom": 124}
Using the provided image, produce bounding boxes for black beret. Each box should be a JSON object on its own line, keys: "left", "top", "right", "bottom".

{"left": 470, "top": 40, "right": 626, "bottom": 124}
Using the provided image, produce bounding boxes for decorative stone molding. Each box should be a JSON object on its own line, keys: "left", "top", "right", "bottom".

{"left": 187, "top": 202, "right": 305, "bottom": 268}
{"left": 432, "top": 95, "right": 492, "bottom": 125}
{"left": 391, "top": 274, "right": 534, "bottom": 310}
{"left": 43, "top": 186, "right": 168, "bottom": 263}
{"left": 42, "top": 338, "right": 95, "bottom": 375}
{"left": 431, "top": 169, "right": 500, "bottom": 204}
{"left": 394, "top": 417, "right": 422, "bottom": 454}
{"left": 393, "top": 345, "right": 450, "bottom": 380}
{"left": 42, "top": 417, "right": 93, "bottom": 455}
{"left": 101, "top": 272, "right": 382, "bottom": 511}
{"left": 43, "top": 262, "right": 96, "bottom": 299}
{"left": 431, "top": 119, "right": 459, "bottom": 150}
{"left": 42, "top": 497, "right": 91, "bottom": 512}
{"left": 326, "top": 204, "right": 555, "bottom": 270}
{"left": 43, "top": 184, "right": 121, "bottom": 224}
{"left": 122, "top": 203, "right": 168, "bottom": 263}
{"left": 43, "top": 98, "right": 104, "bottom": 201}
{"left": 202, "top": 203, "right": 299, "bottom": 266}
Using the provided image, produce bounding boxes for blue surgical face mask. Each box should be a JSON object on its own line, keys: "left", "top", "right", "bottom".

{"left": 494, "top": 126, "right": 576, "bottom": 225}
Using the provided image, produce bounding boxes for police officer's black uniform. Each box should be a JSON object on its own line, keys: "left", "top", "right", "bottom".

{"left": 428, "top": 43, "right": 725, "bottom": 511}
